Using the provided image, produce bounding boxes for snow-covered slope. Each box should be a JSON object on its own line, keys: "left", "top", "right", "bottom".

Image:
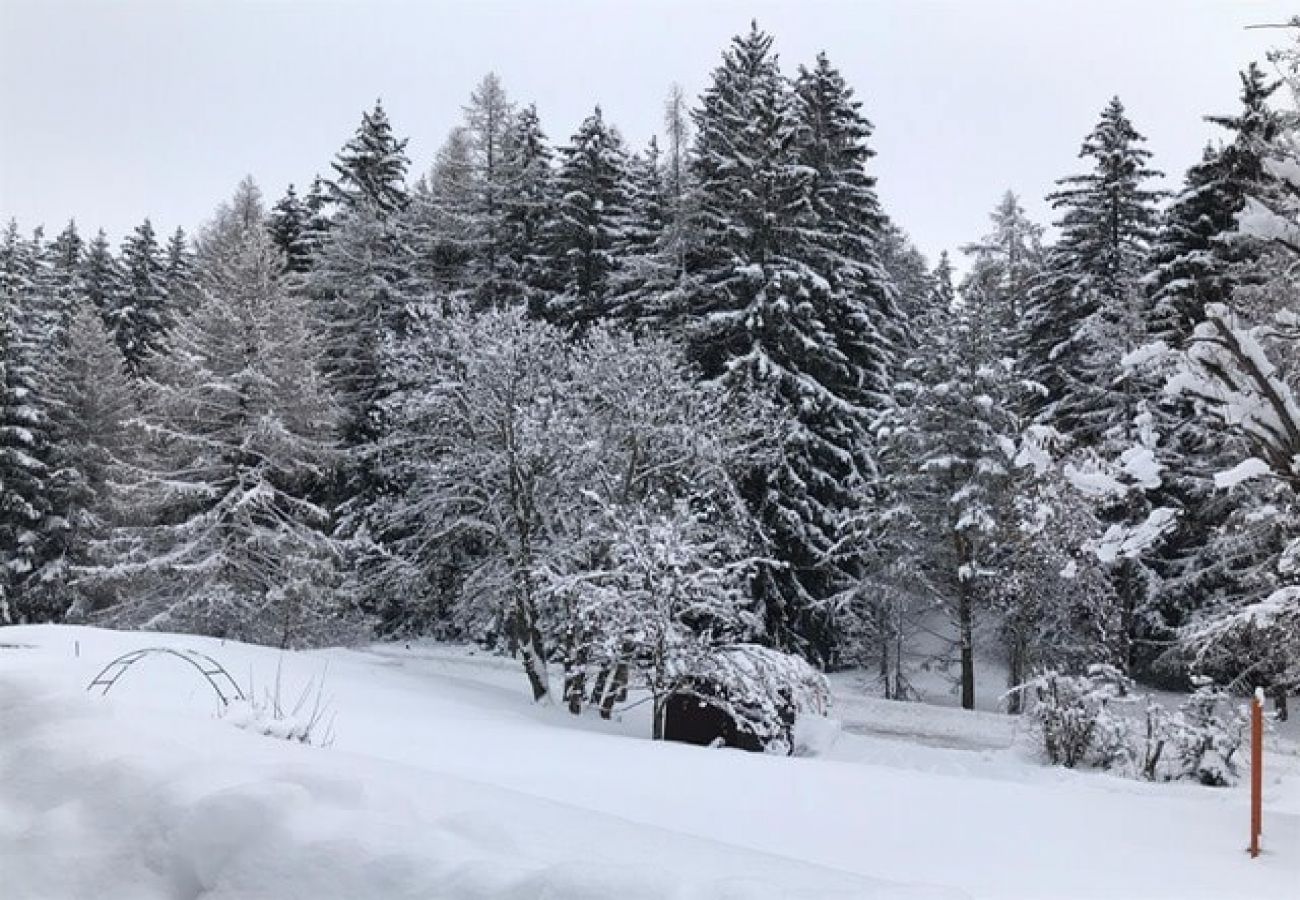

{"left": 2, "top": 625, "right": 1297, "bottom": 899}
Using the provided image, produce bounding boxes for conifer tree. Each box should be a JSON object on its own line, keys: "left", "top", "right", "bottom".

{"left": 1146, "top": 65, "right": 1280, "bottom": 345}
{"left": 499, "top": 104, "right": 556, "bottom": 315}
{"left": 684, "top": 25, "right": 888, "bottom": 662}
{"left": 42, "top": 221, "right": 85, "bottom": 331}
{"left": 0, "top": 222, "right": 56, "bottom": 623}
{"left": 269, "top": 184, "right": 314, "bottom": 273}
{"left": 114, "top": 218, "right": 170, "bottom": 375}
{"left": 80, "top": 229, "right": 124, "bottom": 322}
{"left": 91, "top": 181, "right": 348, "bottom": 646}
{"left": 543, "top": 106, "right": 634, "bottom": 327}
{"left": 462, "top": 73, "right": 516, "bottom": 306}
{"left": 1022, "top": 97, "right": 1164, "bottom": 442}
{"left": 44, "top": 304, "right": 136, "bottom": 621}
{"left": 162, "top": 226, "right": 196, "bottom": 314}
{"left": 328, "top": 100, "right": 410, "bottom": 216}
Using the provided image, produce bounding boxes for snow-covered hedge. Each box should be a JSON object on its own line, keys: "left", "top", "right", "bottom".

{"left": 1020, "top": 666, "right": 1247, "bottom": 785}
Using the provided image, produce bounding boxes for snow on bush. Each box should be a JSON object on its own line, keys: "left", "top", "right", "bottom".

{"left": 1020, "top": 666, "right": 1247, "bottom": 784}
{"left": 678, "top": 644, "right": 831, "bottom": 755}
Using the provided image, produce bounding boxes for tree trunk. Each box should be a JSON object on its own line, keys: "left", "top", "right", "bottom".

{"left": 1273, "top": 684, "right": 1289, "bottom": 722}
{"left": 1005, "top": 629, "right": 1025, "bottom": 714}
{"left": 600, "top": 662, "right": 628, "bottom": 720}
{"left": 511, "top": 595, "right": 550, "bottom": 702}
{"left": 959, "top": 586, "right": 975, "bottom": 711}
{"left": 652, "top": 693, "right": 666, "bottom": 740}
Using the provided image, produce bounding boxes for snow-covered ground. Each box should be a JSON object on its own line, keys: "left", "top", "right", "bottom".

{"left": 2, "top": 625, "right": 1296, "bottom": 899}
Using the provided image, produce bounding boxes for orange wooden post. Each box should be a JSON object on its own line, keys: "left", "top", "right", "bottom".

{"left": 1250, "top": 688, "right": 1263, "bottom": 858}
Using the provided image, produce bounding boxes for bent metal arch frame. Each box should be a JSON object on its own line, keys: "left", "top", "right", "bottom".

{"left": 86, "top": 647, "right": 245, "bottom": 706}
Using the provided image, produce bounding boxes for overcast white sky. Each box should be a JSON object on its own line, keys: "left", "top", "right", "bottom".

{"left": 1, "top": 1, "right": 1294, "bottom": 264}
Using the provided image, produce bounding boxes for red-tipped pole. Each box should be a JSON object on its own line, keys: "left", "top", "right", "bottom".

{"left": 1250, "top": 688, "right": 1263, "bottom": 859}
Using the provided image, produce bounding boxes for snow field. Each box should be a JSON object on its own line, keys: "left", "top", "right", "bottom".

{"left": 2, "top": 624, "right": 1298, "bottom": 899}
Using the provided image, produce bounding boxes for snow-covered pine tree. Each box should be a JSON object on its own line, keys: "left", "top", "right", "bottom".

{"left": 311, "top": 102, "right": 413, "bottom": 464}
{"left": 80, "top": 229, "right": 124, "bottom": 322}
{"left": 1136, "top": 66, "right": 1282, "bottom": 683}
{"left": 543, "top": 106, "right": 634, "bottom": 327}
{"left": 113, "top": 218, "right": 170, "bottom": 375}
{"left": 792, "top": 51, "right": 900, "bottom": 415}
{"left": 683, "top": 25, "right": 888, "bottom": 664}
{"left": 607, "top": 137, "right": 671, "bottom": 323}
{"left": 499, "top": 103, "right": 556, "bottom": 315}
{"left": 43, "top": 304, "right": 136, "bottom": 621}
{"left": 1022, "top": 97, "right": 1164, "bottom": 444}
{"left": 41, "top": 221, "right": 85, "bottom": 333}
{"left": 162, "top": 226, "right": 196, "bottom": 315}
{"left": 327, "top": 100, "right": 410, "bottom": 217}
{"left": 0, "top": 222, "right": 56, "bottom": 623}
{"left": 269, "top": 184, "right": 314, "bottom": 274}
{"left": 91, "top": 180, "right": 349, "bottom": 647}
{"left": 1146, "top": 65, "right": 1280, "bottom": 345}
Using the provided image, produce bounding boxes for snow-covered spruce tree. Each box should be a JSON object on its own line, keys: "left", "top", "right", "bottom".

{"left": 0, "top": 222, "right": 57, "bottom": 623}
{"left": 368, "top": 306, "right": 767, "bottom": 704}
{"left": 905, "top": 253, "right": 1022, "bottom": 709}
{"left": 80, "top": 228, "right": 124, "bottom": 322}
{"left": 605, "top": 137, "right": 671, "bottom": 324}
{"left": 1136, "top": 66, "right": 1282, "bottom": 683}
{"left": 309, "top": 102, "right": 414, "bottom": 599}
{"left": 542, "top": 106, "right": 634, "bottom": 327}
{"left": 90, "top": 181, "right": 350, "bottom": 647}
{"left": 1022, "top": 97, "right": 1164, "bottom": 443}
{"left": 681, "top": 25, "right": 894, "bottom": 665}
{"left": 1146, "top": 65, "right": 1279, "bottom": 345}
{"left": 162, "top": 226, "right": 196, "bottom": 312}
{"left": 1022, "top": 98, "right": 1169, "bottom": 677}
{"left": 792, "top": 51, "right": 901, "bottom": 413}
{"left": 269, "top": 184, "right": 314, "bottom": 274}
{"left": 113, "top": 218, "right": 171, "bottom": 376}
{"left": 43, "top": 304, "right": 136, "bottom": 621}
{"left": 498, "top": 103, "right": 556, "bottom": 315}
{"left": 41, "top": 220, "right": 85, "bottom": 333}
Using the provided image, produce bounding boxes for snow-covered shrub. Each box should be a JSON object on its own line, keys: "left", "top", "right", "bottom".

{"left": 674, "top": 644, "right": 830, "bottom": 754}
{"left": 1022, "top": 665, "right": 1135, "bottom": 769}
{"left": 1167, "top": 682, "right": 1247, "bottom": 786}
{"left": 1022, "top": 667, "right": 1248, "bottom": 784}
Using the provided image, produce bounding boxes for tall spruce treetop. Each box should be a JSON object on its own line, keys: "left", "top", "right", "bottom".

{"left": 1049, "top": 97, "right": 1164, "bottom": 296}
{"left": 329, "top": 100, "right": 411, "bottom": 217}
{"left": 544, "top": 106, "right": 634, "bottom": 326}
{"left": 113, "top": 218, "right": 171, "bottom": 375}
{"left": 793, "top": 50, "right": 900, "bottom": 413}
{"left": 500, "top": 103, "right": 556, "bottom": 314}
{"left": 1146, "top": 65, "right": 1281, "bottom": 343}
{"left": 1023, "top": 97, "right": 1164, "bottom": 437}
{"left": 269, "top": 184, "right": 314, "bottom": 274}
{"left": 81, "top": 229, "right": 124, "bottom": 319}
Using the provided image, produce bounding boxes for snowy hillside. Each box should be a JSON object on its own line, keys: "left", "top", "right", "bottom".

{"left": 2, "top": 625, "right": 1296, "bottom": 900}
